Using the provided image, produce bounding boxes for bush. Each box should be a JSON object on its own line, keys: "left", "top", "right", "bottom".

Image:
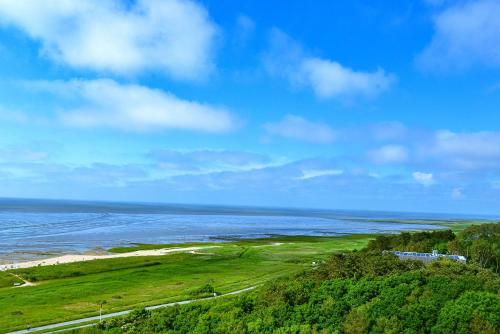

{"left": 75, "top": 223, "right": 500, "bottom": 334}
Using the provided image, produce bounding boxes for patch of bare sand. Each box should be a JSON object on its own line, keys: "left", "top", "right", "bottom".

{"left": 0, "top": 246, "right": 221, "bottom": 271}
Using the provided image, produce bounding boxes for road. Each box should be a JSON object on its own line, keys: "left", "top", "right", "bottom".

{"left": 7, "top": 286, "right": 256, "bottom": 334}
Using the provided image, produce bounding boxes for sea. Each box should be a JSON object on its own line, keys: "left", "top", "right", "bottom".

{"left": 0, "top": 198, "right": 495, "bottom": 263}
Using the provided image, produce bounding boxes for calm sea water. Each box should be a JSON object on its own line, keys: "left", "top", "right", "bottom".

{"left": 0, "top": 198, "right": 491, "bottom": 263}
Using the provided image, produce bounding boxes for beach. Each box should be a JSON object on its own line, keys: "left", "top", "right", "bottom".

{"left": 0, "top": 245, "right": 221, "bottom": 271}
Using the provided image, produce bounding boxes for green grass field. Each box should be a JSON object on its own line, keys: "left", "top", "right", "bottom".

{"left": 0, "top": 234, "right": 373, "bottom": 332}
{"left": 0, "top": 271, "right": 23, "bottom": 289}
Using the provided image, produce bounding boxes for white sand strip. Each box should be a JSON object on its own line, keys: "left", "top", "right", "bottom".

{"left": 0, "top": 246, "right": 221, "bottom": 271}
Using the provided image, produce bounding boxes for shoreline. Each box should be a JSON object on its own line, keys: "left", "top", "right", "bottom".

{"left": 0, "top": 245, "right": 221, "bottom": 271}
{"left": 0, "top": 224, "right": 454, "bottom": 269}
{"left": 0, "top": 221, "right": 452, "bottom": 265}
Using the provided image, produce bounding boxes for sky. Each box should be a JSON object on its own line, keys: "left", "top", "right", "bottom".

{"left": 0, "top": 0, "right": 499, "bottom": 215}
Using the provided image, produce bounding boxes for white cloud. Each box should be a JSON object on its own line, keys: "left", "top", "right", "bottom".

{"left": 424, "top": 130, "right": 500, "bottom": 169}
{"left": 434, "top": 130, "right": 500, "bottom": 158}
{"left": 417, "top": 0, "right": 500, "bottom": 70}
{"left": 264, "top": 29, "right": 395, "bottom": 100}
{"left": 413, "top": 171, "right": 434, "bottom": 187}
{"left": 368, "top": 145, "right": 408, "bottom": 164}
{"left": 264, "top": 115, "right": 336, "bottom": 144}
{"left": 32, "top": 79, "right": 237, "bottom": 133}
{"left": 298, "top": 169, "right": 343, "bottom": 180}
{"left": 300, "top": 58, "right": 394, "bottom": 99}
{"left": 0, "top": 0, "right": 218, "bottom": 80}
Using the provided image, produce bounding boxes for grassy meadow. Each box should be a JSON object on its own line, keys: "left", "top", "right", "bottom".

{"left": 0, "top": 271, "right": 23, "bottom": 289}
{"left": 0, "top": 234, "right": 372, "bottom": 332}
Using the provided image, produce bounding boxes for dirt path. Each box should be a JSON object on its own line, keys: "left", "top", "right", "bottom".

{"left": 9, "top": 273, "right": 36, "bottom": 288}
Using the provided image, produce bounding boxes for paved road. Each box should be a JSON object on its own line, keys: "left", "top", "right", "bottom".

{"left": 7, "top": 286, "right": 256, "bottom": 334}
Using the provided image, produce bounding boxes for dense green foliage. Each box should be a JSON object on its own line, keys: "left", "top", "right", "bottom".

{"left": 368, "top": 223, "right": 500, "bottom": 273}
{"left": 448, "top": 223, "right": 500, "bottom": 273}
{"left": 82, "top": 224, "right": 500, "bottom": 334}
{"left": 366, "top": 229, "right": 455, "bottom": 253}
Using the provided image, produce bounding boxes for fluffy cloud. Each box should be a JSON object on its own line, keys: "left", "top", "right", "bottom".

{"left": 264, "top": 115, "right": 336, "bottom": 144}
{"left": 0, "top": 0, "right": 218, "bottom": 80}
{"left": 417, "top": 0, "right": 500, "bottom": 70}
{"left": 362, "top": 129, "right": 500, "bottom": 170}
{"left": 412, "top": 171, "right": 434, "bottom": 186}
{"left": 264, "top": 29, "right": 395, "bottom": 100}
{"left": 368, "top": 145, "right": 409, "bottom": 164}
{"left": 433, "top": 130, "right": 500, "bottom": 158}
{"left": 427, "top": 130, "right": 500, "bottom": 169}
{"left": 300, "top": 58, "right": 394, "bottom": 99}
{"left": 31, "top": 79, "right": 237, "bottom": 133}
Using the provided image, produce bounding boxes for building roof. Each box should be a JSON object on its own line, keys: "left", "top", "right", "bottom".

{"left": 384, "top": 250, "right": 466, "bottom": 262}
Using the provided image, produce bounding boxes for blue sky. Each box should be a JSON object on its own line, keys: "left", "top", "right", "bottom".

{"left": 0, "top": 0, "right": 500, "bottom": 215}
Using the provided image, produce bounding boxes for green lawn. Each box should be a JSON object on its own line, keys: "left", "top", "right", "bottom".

{"left": 0, "top": 271, "right": 23, "bottom": 289}
{"left": 0, "top": 234, "right": 373, "bottom": 332}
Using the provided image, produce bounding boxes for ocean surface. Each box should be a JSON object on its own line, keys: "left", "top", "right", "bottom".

{"left": 0, "top": 198, "right": 493, "bottom": 263}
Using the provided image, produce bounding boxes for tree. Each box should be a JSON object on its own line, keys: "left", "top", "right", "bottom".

{"left": 432, "top": 291, "right": 500, "bottom": 334}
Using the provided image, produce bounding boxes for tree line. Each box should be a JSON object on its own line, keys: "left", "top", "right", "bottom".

{"left": 75, "top": 223, "right": 500, "bottom": 334}
{"left": 366, "top": 223, "right": 499, "bottom": 273}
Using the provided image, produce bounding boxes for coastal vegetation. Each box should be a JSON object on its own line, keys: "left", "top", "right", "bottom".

{"left": 0, "top": 234, "right": 372, "bottom": 332}
{"left": 0, "top": 271, "right": 23, "bottom": 288}
{"left": 367, "top": 223, "right": 499, "bottom": 273}
{"left": 1, "top": 222, "right": 497, "bottom": 333}
{"left": 76, "top": 223, "right": 500, "bottom": 334}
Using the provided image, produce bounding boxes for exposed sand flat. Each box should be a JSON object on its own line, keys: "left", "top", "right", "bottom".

{"left": 0, "top": 246, "right": 221, "bottom": 271}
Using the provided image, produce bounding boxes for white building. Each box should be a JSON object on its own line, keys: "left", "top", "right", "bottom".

{"left": 384, "top": 250, "right": 466, "bottom": 263}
